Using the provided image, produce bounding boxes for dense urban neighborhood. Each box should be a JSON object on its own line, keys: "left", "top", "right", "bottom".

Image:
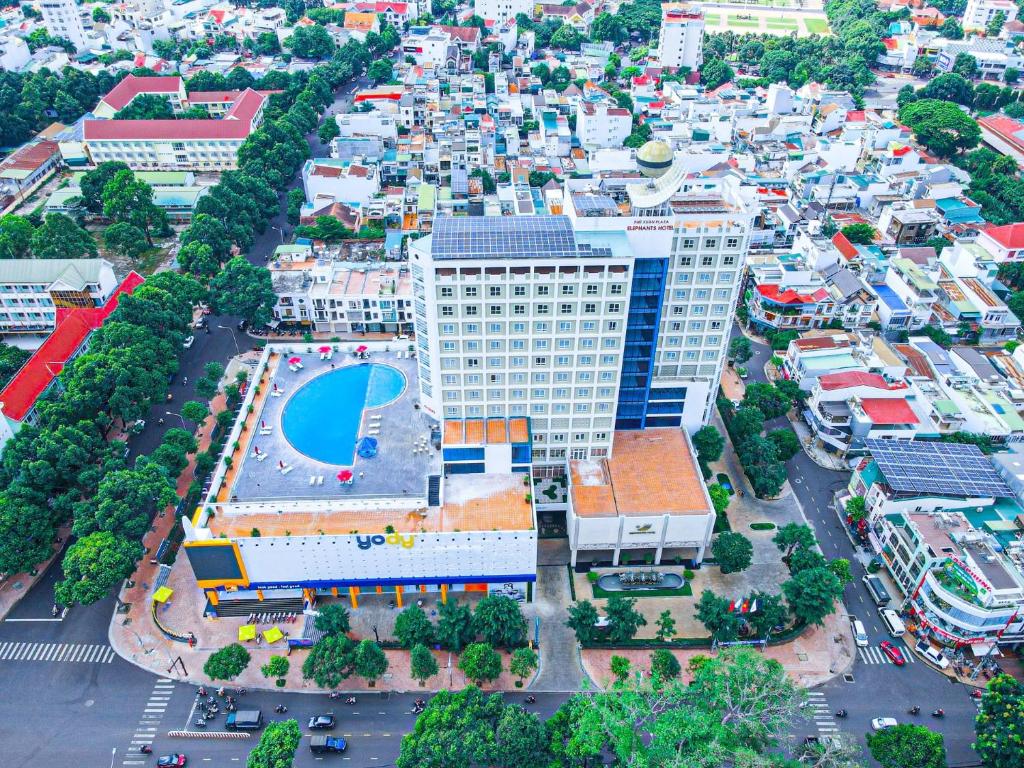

{"left": 4, "top": 0, "right": 1024, "bottom": 767}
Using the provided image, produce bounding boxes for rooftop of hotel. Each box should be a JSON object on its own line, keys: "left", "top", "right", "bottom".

{"left": 204, "top": 471, "right": 533, "bottom": 538}
{"left": 208, "top": 347, "right": 439, "bottom": 507}
{"left": 904, "top": 512, "right": 1023, "bottom": 592}
{"left": 569, "top": 429, "right": 710, "bottom": 518}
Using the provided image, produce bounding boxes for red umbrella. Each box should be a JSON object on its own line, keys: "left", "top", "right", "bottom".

{"left": 253, "top": 446, "right": 260, "bottom": 454}
{"left": 337, "top": 470, "right": 353, "bottom": 482}
{"left": 261, "top": 420, "right": 266, "bottom": 428}
{"left": 319, "top": 346, "right": 332, "bottom": 353}
{"left": 288, "top": 356, "right": 302, "bottom": 364}
{"left": 278, "top": 460, "right": 285, "bottom": 469}
{"left": 356, "top": 345, "right": 368, "bottom": 353}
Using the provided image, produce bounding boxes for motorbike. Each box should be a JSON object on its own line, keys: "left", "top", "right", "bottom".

{"left": 908, "top": 705, "right": 920, "bottom": 715}
{"left": 345, "top": 697, "right": 357, "bottom": 705}
{"left": 931, "top": 709, "right": 944, "bottom": 718}
{"left": 139, "top": 746, "right": 152, "bottom": 755}
{"left": 274, "top": 705, "right": 288, "bottom": 713}
{"left": 971, "top": 690, "right": 983, "bottom": 699}
{"left": 835, "top": 710, "right": 848, "bottom": 718}
{"left": 525, "top": 695, "right": 536, "bottom": 704}
{"left": 193, "top": 719, "right": 207, "bottom": 728}
{"left": 198, "top": 687, "right": 207, "bottom": 697}
{"left": 329, "top": 692, "right": 343, "bottom": 700}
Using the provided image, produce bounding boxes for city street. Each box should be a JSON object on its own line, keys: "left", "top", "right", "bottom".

{"left": 735, "top": 327, "right": 983, "bottom": 764}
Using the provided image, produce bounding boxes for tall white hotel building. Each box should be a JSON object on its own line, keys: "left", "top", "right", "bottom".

{"left": 410, "top": 157, "right": 755, "bottom": 469}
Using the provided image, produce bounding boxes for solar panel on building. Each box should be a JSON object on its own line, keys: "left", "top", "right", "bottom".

{"left": 864, "top": 439, "right": 1014, "bottom": 498}
{"left": 430, "top": 215, "right": 581, "bottom": 260}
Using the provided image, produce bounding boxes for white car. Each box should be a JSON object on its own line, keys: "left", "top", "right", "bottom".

{"left": 183, "top": 335, "right": 195, "bottom": 349}
{"left": 871, "top": 718, "right": 898, "bottom": 730}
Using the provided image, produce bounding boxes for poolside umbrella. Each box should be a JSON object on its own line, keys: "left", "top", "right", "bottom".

{"left": 261, "top": 420, "right": 266, "bottom": 428}
{"left": 152, "top": 586, "right": 173, "bottom": 604}
{"left": 263, "top": 627, "right": 284, "bottom": 644}
{"left": 288, "top": 356, "right": 302, "bottom": 364}
{"left": 278, "top": 460, "right": 285, "bottom": 469}
{"left": 238, "top": 624, "right": 257, "bottom": 642}
{"left": 337, "top": 469, "right": 353, "bottom": 482}
{"left": 319, "top": 345, "right": 331, "bottom": 353}
{"left": 253, "top": 446, "right": 261, "bottom": 455}
{"left": 356, "top": 345, "right": 368, "bottom": 353}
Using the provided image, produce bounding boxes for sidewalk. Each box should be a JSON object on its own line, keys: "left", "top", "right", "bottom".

{"left": 790, "top": 415, "right": 849, "bottom": 471}
{"left": 0, "top": 523, "right": 70, "bottom": 621}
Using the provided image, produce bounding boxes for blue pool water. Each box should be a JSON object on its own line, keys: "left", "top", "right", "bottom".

{"left": 281, "top": 364, "right": 406, "bottom": 465}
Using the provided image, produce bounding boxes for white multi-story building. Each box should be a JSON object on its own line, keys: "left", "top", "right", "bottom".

{"left": 963, "top": 0, "right": 1018, "bottom": 32}
{"left": 0, "top": 258, "right": 119, "bottom": 342}
{"left": 657, "top": 3, "right": 704, "bottom": 72}
{"left": 409, "top": 155, "right": 754, "bottom": 466}
{"left": 0, "top": 36, "right": 30, "bottom": 70}
{"left": 473, "top": 0, "right": 531, "bottom": 24}
{"left": 39, "top": 0, "right": 89, "bottom": 51}
{"left": 576, "top": 97, "right": 632, "bottom": 151}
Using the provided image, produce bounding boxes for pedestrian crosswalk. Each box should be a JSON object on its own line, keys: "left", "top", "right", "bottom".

{"left": 0, "top": 641, "right": 115, "bottom": 663}
{"left": 858, "top": 643, "right": 916, "bottom": 666}
{"left": 122, "top": 677, "right": 176, "bottom": 766}
{"left": 805, "top": 691, "right": 838, "bottom": 735}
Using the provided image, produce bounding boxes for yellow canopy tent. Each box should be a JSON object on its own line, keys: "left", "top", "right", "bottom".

{"left": 263, "top": 626, "right": 284, "bottom": 644}
{"left": 152, "top": 586, "right": 174, "bottom": 604}
{"left": 238, "top": 624, "right": 257, "bottom": 642}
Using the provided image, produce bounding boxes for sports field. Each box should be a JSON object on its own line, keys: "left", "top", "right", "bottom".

{"left": 699, "top": 2, "right": 832, "bottom": 37}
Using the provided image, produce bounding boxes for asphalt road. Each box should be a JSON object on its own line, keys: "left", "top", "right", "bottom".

{"left": 735, "top": 327, "right": 983, "bottom": 764}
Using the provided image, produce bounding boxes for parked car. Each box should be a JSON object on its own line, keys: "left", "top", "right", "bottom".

{"left": 915, "top": 641, "right": 950, "bottom": 669}
{"left": 183, "top": 335, "right": 195, "bottom": 349}
{"left": 308, "top": 714, "right": 336, "bottom": 730}
{"left": 310, "top": 735, "right": 347, "bottom": 754}
{"left": 880, "top": 640, "right": 905, "bottom": 666}
{"left": 157, "top": 756, "right": 187, "bottom": 768}
{"left": 871, "top": 717, "right": 898, "bottom": 730}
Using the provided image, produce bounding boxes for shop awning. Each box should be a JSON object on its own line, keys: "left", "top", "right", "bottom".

{"left": 972, "top": 642, "right": 1001, "bottom": 657}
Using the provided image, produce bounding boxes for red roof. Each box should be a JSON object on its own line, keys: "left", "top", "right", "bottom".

{"left": 101, "top": 74, "right": 182, "bottom": 111}
{"left": 440, "top": 25, "right": 480, "bottom": 44}
{"left": 819, "top": 371, "right": 906, "bottom": 391}
{"left": 756, "top": 284, "right": 829, "bottom": 304}
{"left": 0, "top": 272, "right": 144, "bottom": 423}
{"left": 0, "top": 140, "right": 59, "bottom": 173}
{"left": 982, "top": 222, "right": 1024, "bottom": 249}
{"left": 860, "top": 397, "right": 919, "bottom": 425}
{"left": 845, "top": 110, "right": 866, "bottom": 123}
{"left": 85, "top": 89, "right": 265, "bottom": 141}
{"left": 832, "top": 232, "right": 859, "bottom": 260}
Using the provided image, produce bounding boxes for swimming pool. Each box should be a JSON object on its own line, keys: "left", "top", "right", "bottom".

{"left": 281, "top": 364, "right": 406, "bottom": 465}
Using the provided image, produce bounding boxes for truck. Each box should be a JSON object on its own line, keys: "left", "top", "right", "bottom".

{"left": 310, "top": 735, "right": 347, "bottom": 754}
{"left": 225, "top": 710, "right": 263, "bottom": 730}
{"left": 862, "top": 574, "right": 892, "bottom": 607}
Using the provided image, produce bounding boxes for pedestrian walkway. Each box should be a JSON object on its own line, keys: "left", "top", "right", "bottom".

{"left": 0, "top": 640, "right": 115, "bottom": 663}
{"left": 122, "top": 677, "right": 177, "bottom": 766}
{"left": 858, "top": 643, "right": 915, "bottom": 666}
{"left": 527, "top": 565, "right": 587, "bottom": 691}
{"left": 806, "top": 691, "right": 838, "bottom": 736}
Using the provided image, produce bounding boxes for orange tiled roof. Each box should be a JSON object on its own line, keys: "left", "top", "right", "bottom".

{"left": 486, "top": 418, "right": 507, "bottom": 444}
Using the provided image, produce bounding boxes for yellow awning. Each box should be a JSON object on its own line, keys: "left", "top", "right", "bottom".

{"left": 238, "top": 624, "right": 257, "bottom": 641}
{"left": 153, "top": 586, "right": 174, "bottom": 604}
{"left": 263, "top": 626, "right": 284, "bottom": 644}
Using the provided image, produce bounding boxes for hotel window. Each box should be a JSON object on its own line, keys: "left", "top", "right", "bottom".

{"left": 571, "top": 448, "right": 587, "bottom": 459}
{"left": 534, "top": 356, "right": 548, "bottom": 366}
{"left": 561, "top": 285, "right": 575, "bottom": 295}
{"left": 512, "top": 340, "right": 525, "bottom": 350}
{"left": 466, "top": 374, "right": 482, "bottom": 384}
{"left": 585, "top": 284, "right": 598, "bottom": 295}
{"left": 465, "top": 286, "right": 478, "bottom": 297}
{"left": 512, "top": 389, "right": 525, "bottom": 398}
{"left": 537, "top": 304, "right": 550, "bottom": 314}
{"left": 535, "top": 322, "right": 550, "bottom": 332}
{"left": 726, "top": 238, "right": 739, "bottom": 249}
{"left": 443, "top": 341, "right": 456, "bottom": 351}
{"left": 466, "top": 340, "right": 480, "bottom": 351}
{"left": 549, "top": 448, "right": 566, "bottom": 459}
{"left": 536, "top": 285, "right": 550, "bottom": 296}
{"left": 556, "top": 355, "right": 570, "bottom": 366}
{"left": 440, "top": 286, "right": 454, "bottom": 297}
{"left": 441, "top": 305, "right": 454, "bottom": 316}
{"left": 558, "top": 338, "right": 571, "bottom": 349}
{"left": 465, "top": 305, "right": 479, "bottom": 316}
{"left": 559, "top": 303, "right": 573, "bottom": 314}
{"left": 610, "top": 283, "right": 624, "bottom": 295}
{"left": 582, "top": 321, "right": 596, "bottom": 331}
{"left": 584, "top": 303, "right": 597, "bottom": 313}
{"left": 581, "top": 339, "right": 595, "bottom": 349}
{"left": 710, "top": 321, "right": 723, "bottom": 330}
{"left": 513, "top": 304, "right": 526, "bottom": 315}
{"left": 554, "top": 388, "right": 569, "bottom": 398}
{"left": 724, "top": 255, "right": 736, "bottom": 265}
{"left": 512, "top": 322, "right": 526, "bottom": 332}
{"left": 489, "top": 286, "right": 502, "bottom": 297}
{"left": 698, "top": 273, "right": 712, "bottom": 283}
{"left": 681, "top": 239, "right": 696, "bottom": 250}
{"left": 535, "top": 339, "right": 549, "bottom": 350}
{"left": 489, "top": 305, "right": 502, "bottom": 316}
{"left": 511, "top": 356, "right": 526, "bottom": 366}
{"left": 514, "top": 286, "right": 526, "bottom": 296}
{"left": 466, "top": 324, "right": 480, "bottom": 333}
{"left": 488, "top": 357, "right": 503, "bottom": 368}
{"left": 443, "top": 375, "right": 458, "bottom": 385}
{"left": 558, "top": 321, "right": 573, "bottom": 332}
{"left": 467, "top": 358, "right": 480, "bottom": 368}
{"left": 556, "top": 372, "right": 570, "bottom": 382}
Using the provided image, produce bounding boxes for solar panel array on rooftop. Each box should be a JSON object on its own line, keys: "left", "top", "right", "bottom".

{"left": 431, "top": 215, "right": 580, "bottom": 260}
{"left": 865, "top": 439, "right": 1014, "bottom": 498}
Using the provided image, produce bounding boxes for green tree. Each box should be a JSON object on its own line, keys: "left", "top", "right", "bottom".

{"left": 728, "top": 335, "right": 753, "bottom": 363}
{"left": 550, "top": 23, "right": 585, "bottom": 51}
{"left": 246, "top": 719, "right": 301, "bottom": 768}
{"left": 742, "top": 382, "right": 790, "bottom": 419}
{"left": 747, "top": 591, "right": 788, "bottom": 638}
{"left": 181, "top": 400, "right": 209, "bottom": 425}
{"left": 1005, "top": 67, "right": 1020, "bottom": 84}
{"left": 975, "top": 674, "right": 1024, "bottom": 768}
{"left": 767, "top": 428, "right": 801, "bottom": 461}
{"left": 473, "top": 594, "right": 527, "bottom": 649}
{"left": 115, "top": 93, "right": 174, "bottom": 120}
{"left": 72, "top": 463, "right": 177, "bottom": 539}
{"left": 177, "top": 241, "right": 219, "bottom": 278}
{"left": 203, "top": 642, "right": 251, "bottom": 681}
{"left": 695, "top": 589, "right": 740, "bottom": 642}
{"left": 692, "top": 425, "right": 725, "bottom": 476}
{"left": 181, "top": 213, "right": 232, "bottom": 261}
{"left": 103, "top": 222, "right": 148, "bottom": 260}
{"left": 591, "top": 12, "right": 627, "bottom": 43}
{"left": 841, "top": 222, "right": 876, "bottom": 244}
{"left": 867, "top": 723, "right": 946, "bottom": 768}
{"left": 829, "top": 557, "right": 854, "bottom": 586}
{"left": 102, "top": 169, "right": 167, "bottom": 244}
{"left": 301, "top": 634, "right": 356, "bottom": 688}
{"left": 0, "top": 493, "right": 54, "bottom": 577}
{"left": 952, "top": 52, "right": 979, "bottom": 79}
{"left": 738, "top": 434, "right": 787, "bottom": 498}
{"left": 604, "top": 595, "right": 647, "bottom": 643}
{"left": 709, "top": 484, "right": 730, "bottom": 517}
{"left": 783, "top": 567, "right": 843, "bottom": 627}
{"left": 314, "top": 603, "right": 351, "bottom": 636}
{"left": 921, "top": 323, "right": 954, "bottom": 348}
{"left": 286, "top": 25, "right": 336, "bottom": 59}
{"left": 654, "top": 609, "right": 676, "bottom": 642}
{"left": 0, "top": 341, "right": 30, "bottom": 387}
{"left": 209, "top": 257, "right": 276, "bottom": 326}
{"left": 610, "top": 654, "right": 631, "bottom": 682}
{"left": 773, "top": 522, "right": 816, "bottom": 563}
{"left": 410, "top": 643, "right": 439, "bottom": 686}
{"left": 790, "top": 546, "right": 827, "bottom": 573}
{"left": 509, "top": 646, "right": 538, "bottom": 684}
{"left": 919, "top": 73, "right": 974, "bottom": 105}
{"left": 261, "top": 655, "right": 289, "bottom": 680}
{"left": 435, "top": 598, "right": 476, "bottom": 651}
{"left": 92, "top": 6, "right": 111, "bottom": 23}
{"left": 731, "top": 406, "right": 765, "bottom": 441}
{"left": 393, "top": 604, "right": 435, "bottom": 648}
{"left": 940, "top": 18, "right": 963, "bottom": 39}
{"left": 318, "top": 116, "right": 340, "bottom": 145}
{"left": 30, "top": 213, "right": 97, "bottom": 259}
{"left": 566, "top": 599, "right": 600, "bottom": 645}
{"left": 469, "top": 168, "right": 496, "bottom": 194}
{"left": 712, "top": 531, "right": 754, "bottom": 574}
{"left": 0, "top": 214, "right": 35, "bottom": 258}
{"left": 55, "top": 532, "right": 142, "bottom": 606}
{"left": 353, "top": 639, "right": 388, "bottom": 685}
{"left": 701, "top": 57, "right": 734, "bottom": 90}
{"left": 368, "top": 59, "right": 394, "bottom": 84}
{"left": 650, "top": 648, "right": 681, "bottom": 681}
{"left": 458, "top": 642, "right": 502, "bottom": 686}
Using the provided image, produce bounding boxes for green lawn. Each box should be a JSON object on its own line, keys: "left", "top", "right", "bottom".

{"left": 704, "top": 13, "right": 721, "bottom": 23}
{"left": 592, "top": 582, "right": 693, "bottom": 599}
{"left": 766, "top": 18, "right": 798, "bottom": 28}
{"left": 804, "top": 18, "right": 830, "bottom": 34}
{"left": 750, "top": 522, "right": 777, "bottom": 531}
{"left": 729, "top": 16, "right": 762, "bottom": 27}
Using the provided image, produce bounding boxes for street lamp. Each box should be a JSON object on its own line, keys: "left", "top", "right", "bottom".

{"left": 217, "top": 325, "right": 241, "bottom": 357}
{"left": 109, "top": 747, "right": 116, "bottom": 768}
{"left": 165, "top": 411, "right": 186, "bottom": 428}
{"left": 271, "top": 225, "right": 285, "bottom": 244}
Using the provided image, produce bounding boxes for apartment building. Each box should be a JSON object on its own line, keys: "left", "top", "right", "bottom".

{"left": 963, "top": 0, "right": 1018, "bottom": 31}
{"left": 473, "top": 0, "right": 532, "bottom": 25}
{"left": 409, "top": 160, "right": 754, "bottom": 466}
{"left": 657, "top": 4, "right": 704, "bottom": 71}
{"left": 39, "top": 0, "right": 89, "bottom": 51}
{"left": 576, "top": 96, "right": 632, "bottom": 151}
{"left": 0, "top": 259, "right": 119, "bottom": 343}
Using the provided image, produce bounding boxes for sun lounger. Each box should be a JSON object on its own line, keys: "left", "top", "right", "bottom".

{"left": 317, "top": 476, "right": 324, "bottom": 486}
{"left": 309, "top": 476, "right": 316, "bottom": 486}
{"left": 270, "top": 390, "right": 282, "bottom": 397}
{"left": 255, "top": 453, "right": 269, "bottom": 462}
{"left": 280, "top": 465, "right": 294, "bottom": 475}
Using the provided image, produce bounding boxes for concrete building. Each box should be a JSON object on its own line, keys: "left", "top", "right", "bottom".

{"left": 301, "top": 158, "right": 381, "bottom": 211}
{"left": 963, "top": 0, "right": 1018, "bottom": 32}
{"left": 472, "top": 0, "right": 532, "bottom": 25}
{"left": 39, "top": 0, "right": 89, "bottom": 51}
{"left": 567, "top": 428, "right": 714, "bottom": 566}
{"left": 0, "top": 258, "right": 119, "bottom": 344}
{"left": 0, "top": 36, "right": 30, "bottom": 71}
{"left": 657, "top": 4, "right": 704, "bottom": 72}
{"left": 576, "top": 96, "right": 632, "bottom": 151}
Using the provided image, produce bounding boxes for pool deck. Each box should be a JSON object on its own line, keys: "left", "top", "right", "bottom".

{"left": 223, "top": 350, "right": 439, "bottom": 504}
